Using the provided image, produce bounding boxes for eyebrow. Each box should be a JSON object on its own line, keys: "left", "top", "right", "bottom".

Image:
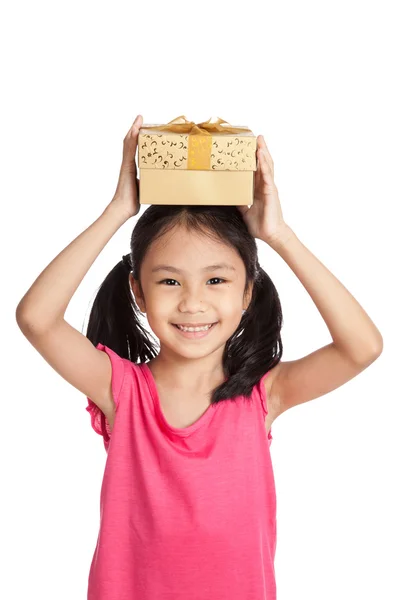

{"left": 151, "top": 263, "right": 236, "bottom": 274}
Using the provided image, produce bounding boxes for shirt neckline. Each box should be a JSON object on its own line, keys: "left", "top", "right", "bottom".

{"left": 140, "top": 362, "right": 219, "bottom": 437}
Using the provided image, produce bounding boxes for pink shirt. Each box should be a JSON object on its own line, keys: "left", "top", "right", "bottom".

{"left": 86, "top": 343, "right": 277, "bottom": 600}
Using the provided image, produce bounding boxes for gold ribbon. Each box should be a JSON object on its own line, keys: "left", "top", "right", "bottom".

{"left": 140, "top": 115, "right": 252, "bottom": 170}
{"left": 139, "top": 115, "right": 252, "bottom": 136}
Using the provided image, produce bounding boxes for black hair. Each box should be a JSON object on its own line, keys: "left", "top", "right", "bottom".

{"left": 85, "top": 204, "right": 283, "bottom": 404}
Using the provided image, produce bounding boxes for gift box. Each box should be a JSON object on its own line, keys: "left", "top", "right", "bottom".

{"left": 137, "top": 115, "right": 257, "bottom": 206}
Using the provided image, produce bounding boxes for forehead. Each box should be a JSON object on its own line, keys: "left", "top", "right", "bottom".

{"left": 143, "top": 226, "right": 243, "bottom": 273}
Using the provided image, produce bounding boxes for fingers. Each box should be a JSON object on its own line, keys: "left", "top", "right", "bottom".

{"left": 257, "top": 135, "right": 273, "bottom": 161}
{"left": 125, "top": 115, "right": 143, "bottom": 140}
{"left": 130, "top": 114, "right": 143, "bottom": 135}
{"left": 256, "top": 134, "right": 274, "bottom": 178}
{"left": 122, "top": 115, "right": 143, "bottom": 166}
{"left": 259, "top": 154, "right": 275, "bottom": 187}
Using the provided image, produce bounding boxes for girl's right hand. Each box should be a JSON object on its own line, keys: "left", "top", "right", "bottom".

{"left": 110, "top": 114, "right": 143, "bottom": 219}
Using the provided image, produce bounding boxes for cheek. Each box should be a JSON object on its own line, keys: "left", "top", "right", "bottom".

{"left": 219, "top": 297, "right": 243, "bottom": 314}
{"left": 144, "top": 298, "right": 174, "bottom": 327}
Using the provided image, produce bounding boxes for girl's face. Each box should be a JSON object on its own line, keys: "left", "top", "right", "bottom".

{"left": 130, "top": 225, "right": 253, "bottom": 360}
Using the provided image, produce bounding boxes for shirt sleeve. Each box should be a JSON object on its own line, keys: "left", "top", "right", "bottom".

{"left": 85, "top": 342, "right": 126, "bottom": 448}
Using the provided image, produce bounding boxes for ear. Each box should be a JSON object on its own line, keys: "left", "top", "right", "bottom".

{"left": 129, "top": 273, "right": 146, "bottom": 313}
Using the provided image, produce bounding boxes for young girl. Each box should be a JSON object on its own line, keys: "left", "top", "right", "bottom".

{"left": 16, "top": 114, "right": 383, "bottom": 600}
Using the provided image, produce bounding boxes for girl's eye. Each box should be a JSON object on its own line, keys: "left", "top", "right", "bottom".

{"left": 158, "top": 278, "right": 227, "bottom": 286}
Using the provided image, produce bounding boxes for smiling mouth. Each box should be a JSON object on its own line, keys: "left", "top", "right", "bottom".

{"left": 172, "top": 321, "right": 218, "bottom": 327}
{"left": 172, "top": 322, "right": 218, "bottom": 330}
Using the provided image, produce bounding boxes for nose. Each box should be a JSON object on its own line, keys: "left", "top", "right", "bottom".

{"left": 177, "top": 289, "right": 207, "bottom": 314}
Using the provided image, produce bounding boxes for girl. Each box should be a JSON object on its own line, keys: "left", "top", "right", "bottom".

{"left": 16, "top": 114, "right": 383, "bottom": 600}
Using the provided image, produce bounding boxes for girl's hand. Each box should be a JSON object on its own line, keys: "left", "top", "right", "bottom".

{"left": 109, "top": 115, "right": 143, "bottom": 219}
{"left": 237, "top": 135, "right": 290, "bottom": 245}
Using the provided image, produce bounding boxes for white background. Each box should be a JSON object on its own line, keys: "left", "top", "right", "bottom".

{"left": 2, "top": 0, "right": 399, "bottom": 598}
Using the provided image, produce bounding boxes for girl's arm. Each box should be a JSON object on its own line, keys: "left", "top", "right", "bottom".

{"left": 15, "top": 117, "right": 142, "bottom": 418}
{"left": 239, "top": 135, "right": 383, "bottom": 420}
{"left": 15, "top": 203, "right": 131, "bottom": 421}
{"left": 16, "top": 203, "right": 129, "bottom": 330}
{"left": 269, "top": 226, "right": 383, "bottom": 364}
{"left": 265, "top": 225, "right": 383, "bottom": 419}
{"left": 16, "top": 115, "right": 143, "bottom": 329}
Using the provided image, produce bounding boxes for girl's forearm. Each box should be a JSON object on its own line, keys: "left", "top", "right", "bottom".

{"left": 266, "top": 226, "right": 383, "bottom": 365}
{"left": 16, "top": 202, "right": 130, "bottom": 332}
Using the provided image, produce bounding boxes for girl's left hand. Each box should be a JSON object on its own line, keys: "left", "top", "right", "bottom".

{"left": 237, "top": 135, "right": 290, "bottom": 245}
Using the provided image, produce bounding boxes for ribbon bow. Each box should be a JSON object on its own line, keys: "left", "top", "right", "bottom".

{"left": 139, "top": 115, "right": 252, "bottom": 136}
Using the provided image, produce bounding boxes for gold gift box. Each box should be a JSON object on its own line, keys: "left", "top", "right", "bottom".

{"left": 138, "top": 115, "right": 257, "bottom": 206}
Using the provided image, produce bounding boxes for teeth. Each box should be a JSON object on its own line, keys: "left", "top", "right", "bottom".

{"left": 177, "top": 323, "right": 214, "bottom": 332}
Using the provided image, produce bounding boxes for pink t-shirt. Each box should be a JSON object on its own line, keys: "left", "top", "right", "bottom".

{"left": 86, "top": 343, "right": 277, "bottom": 600}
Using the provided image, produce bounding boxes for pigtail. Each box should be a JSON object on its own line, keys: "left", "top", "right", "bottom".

{"left": 213, "top": 262, "right": 283, "bottom": 402}
{"left": 85, "top": 254, "right": 158, "bottom": 363}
